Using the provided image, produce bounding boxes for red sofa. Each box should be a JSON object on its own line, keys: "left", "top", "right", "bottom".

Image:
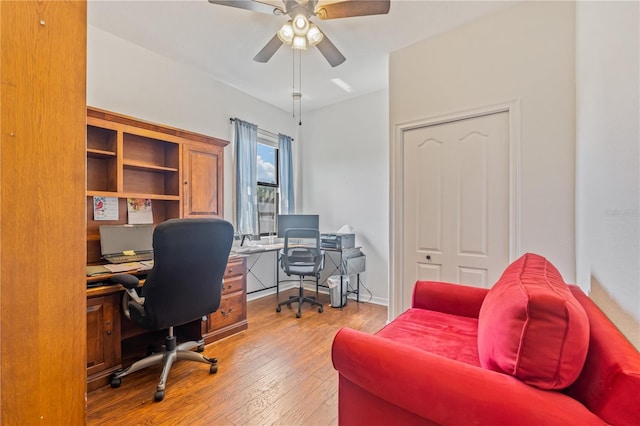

{"left": 332, "top": 254, "right": 640, "bottom": 425}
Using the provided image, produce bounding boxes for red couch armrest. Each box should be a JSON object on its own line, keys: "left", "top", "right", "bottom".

{"left": 332, "top": 328, "right": 605, "bottom": 425}
{"left": 412, "top": 280, "right": 488, "bottom": 318}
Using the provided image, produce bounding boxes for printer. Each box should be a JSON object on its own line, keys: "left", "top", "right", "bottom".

{"left": 321, "top": 233, "right": 355, "bottom": 249}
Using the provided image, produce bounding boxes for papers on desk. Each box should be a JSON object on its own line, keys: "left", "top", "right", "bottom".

{"left": 232, "top": 243, "right": 283, "bottom": 254}
{"left": 103, "top": 262, "right": 145, "bottom": 273}
{"left": 86, "top": 265, "right": 110, "bottom": 277}
{"left": 86, "top": 261, "right": 153, "bottom": 277}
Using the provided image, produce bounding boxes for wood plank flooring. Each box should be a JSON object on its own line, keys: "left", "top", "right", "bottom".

{"left": 87, "top": 289, "right": 387, "bottom": 425}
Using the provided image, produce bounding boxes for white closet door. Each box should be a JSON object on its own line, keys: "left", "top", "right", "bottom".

{"left": 402, "top": 112, "right": 510, "bottom": 310}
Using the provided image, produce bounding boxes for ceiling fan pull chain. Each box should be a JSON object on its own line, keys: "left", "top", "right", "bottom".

{"left": 299, "top": 49, "right": 302, "bottom": 126}
{"left": 292, "top": 48, "right": 295, "bottom": 118}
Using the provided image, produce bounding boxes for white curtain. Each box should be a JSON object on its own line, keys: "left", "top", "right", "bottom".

{"left": 278, "top": 133, "right": 295, "bottom": 214}
{"left": 234, "top": 119, "right": 258, "bottom": 236}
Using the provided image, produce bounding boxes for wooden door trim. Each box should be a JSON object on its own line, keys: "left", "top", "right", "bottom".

{"left": 389, "top": 100, "right": 522, "bottom": 320}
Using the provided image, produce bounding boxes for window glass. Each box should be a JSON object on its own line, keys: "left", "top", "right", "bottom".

{"left": 257, "top": 143, "right": 277, "bottom": 185}
{"left": 257, "top": 186, "right": 277, "bottom": 236}
{"left": 257, "top": 142, "right": 278, "bottom": 236}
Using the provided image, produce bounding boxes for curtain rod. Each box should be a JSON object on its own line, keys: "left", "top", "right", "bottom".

{"left": 229, "top": 117, "right": 293, "bottom": 141}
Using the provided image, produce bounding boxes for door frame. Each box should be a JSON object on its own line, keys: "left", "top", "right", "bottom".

{"left": 389, "top": 100, "right": 522, "bottom": 320}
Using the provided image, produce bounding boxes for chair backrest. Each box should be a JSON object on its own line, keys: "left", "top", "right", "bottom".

{"left": 280, "top": 228, "right": 323, "bottom": 277}
{"left": 141, "top": 218, "right": 234, "bottom": 330}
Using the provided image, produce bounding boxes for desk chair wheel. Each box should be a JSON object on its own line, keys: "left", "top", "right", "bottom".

{"left": 110, "top": 377, "right": 121, "bottom": 388}
{"left": 296, "top": 312, "right": 301, "bottom": 318}
{"left": 154, "top": 390, "right": 165, "bottom": 402}
{"left": 318, "top": 306, "right": 324, "bottom": 313}
{"left": 276, "top": 306, "right": 282, "bottom": 313}
{"left": 197, "top": 344, "right": 205, "bottom": 352}
{"left": 210, "top": 364, "right": 218, "bottom": 374}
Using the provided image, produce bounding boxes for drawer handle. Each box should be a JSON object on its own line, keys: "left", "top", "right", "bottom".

{"left": 227, "top": 268, "right": 233, "bottom": 274}
{"left": 227, "top": 283, "right": 233, "bottom": 290}
{"left": 221, "top": 307, "right": 233, "bottom": 317}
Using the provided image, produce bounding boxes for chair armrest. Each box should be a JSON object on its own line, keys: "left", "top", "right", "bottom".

{"left": 110, "top": 274, "right": 145, "bottom": 308}
{"left": 110, "top": 273, "right": 140, "bottom": 289}
{"left": 412, "top": 280, "right": 488, "bottom": 318}
{"left": 332, "top": 328, "right": 605, "bottom": 425}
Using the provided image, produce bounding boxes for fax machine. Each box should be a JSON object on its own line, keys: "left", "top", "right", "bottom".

{"left": 321, "top": 233, "right": 355, "bottom": 249}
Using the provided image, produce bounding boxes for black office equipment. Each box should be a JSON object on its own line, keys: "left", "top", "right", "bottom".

{"left": 276, "top": 228, "right": 325, "bottom": 318}
{"left": 277, "top": 214, "right": 319, "bottom": 238}
{"left": 109, "top": 218, "right": 233, "bottom": 402}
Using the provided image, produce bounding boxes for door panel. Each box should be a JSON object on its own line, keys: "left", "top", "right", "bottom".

{"left": 402, "top": 112, "right": 509, "bottom": 310}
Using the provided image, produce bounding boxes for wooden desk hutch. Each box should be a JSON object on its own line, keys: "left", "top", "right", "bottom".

{"left": 85, "top": 108, "right": 247, "bottom": 391}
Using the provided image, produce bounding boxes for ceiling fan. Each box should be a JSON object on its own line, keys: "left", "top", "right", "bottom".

{"left": 208, "top": 0, "right": 391, "bottom": 67}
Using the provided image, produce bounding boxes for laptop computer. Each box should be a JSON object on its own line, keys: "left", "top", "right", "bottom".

{"left": 99, "top": 224, "right": 154, "bottom": 264}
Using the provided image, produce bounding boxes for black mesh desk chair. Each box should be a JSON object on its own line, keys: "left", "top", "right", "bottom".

{"left": 109, "top": 218, "right": 233, "bottom": 402}
{"left": 276, "top": 228, "right": 325, "bottom": 318}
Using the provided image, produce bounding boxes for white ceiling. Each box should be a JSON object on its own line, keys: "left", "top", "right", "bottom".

{"left": 88, "top": 0, "right": 515, "bottom": 113}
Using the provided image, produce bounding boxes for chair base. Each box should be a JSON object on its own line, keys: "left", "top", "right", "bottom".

{"left": 276, "top": 281, "right": 324, "bottom": 318}
{"left": 110, "top": 333, "right": 217, "bottom": 402}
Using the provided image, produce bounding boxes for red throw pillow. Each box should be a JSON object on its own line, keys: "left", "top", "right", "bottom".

{"left": 477, "top": 253, "right": 589, "bottom": 389}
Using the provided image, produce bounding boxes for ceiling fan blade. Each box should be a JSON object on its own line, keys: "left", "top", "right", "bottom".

{"left": 315, "top": 34, "right": 346, "bottom": 67}
{"left": 253, "top": 34, "right": 284, "bottom": 63}
{"left": 315, "top": 0, "right": 390, "bottom": 20}
{"left": 208, "top": 0, "right": 284, "bottom": 15}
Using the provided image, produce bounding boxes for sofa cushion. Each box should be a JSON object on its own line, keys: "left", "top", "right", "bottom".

{"left": 477, "top": 253, "right": 590, "bottom": 389}
{"left": 376, "top": 308, "right": 481, "bottom": 366}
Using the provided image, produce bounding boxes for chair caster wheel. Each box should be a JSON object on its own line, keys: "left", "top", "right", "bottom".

{"left": 276, "top": 306, "right": 281, "bottom": 313}
{"left": 210, "top": 364, "right": 218, "bottom": 374}
{"left": 318, "top": 306, "right": 324, "bottom": 313}
{"left": 154, "top": 390, "right": 165, "bottom": 402}
{"left": 296, "top": 312, "right": 301, "bottom": 318}
{"left": 110, "top": 377, "right": 121, "bottom": 388}
{"left": 197, "top": 344, "right": 205, "bottom": 352}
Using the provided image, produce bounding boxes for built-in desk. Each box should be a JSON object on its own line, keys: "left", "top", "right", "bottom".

{"left": 86, "top": 256, "right": 247, "bottom": 391}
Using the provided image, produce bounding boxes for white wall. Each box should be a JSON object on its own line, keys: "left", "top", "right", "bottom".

{"left": 299, "top": 90, "right": 390, "bottom": 305}
{"left": 390, "top": 2, "right": 576, "bottom": 281}
{"left": 87, "top": 26, "right": 298, "bottom": 223}
{"left": 575, "top": 1, "right": 640, "bottom": 348}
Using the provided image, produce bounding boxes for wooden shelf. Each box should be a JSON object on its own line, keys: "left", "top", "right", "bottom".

{"left": 87, "top": 148, "right": 116, "bottom": 159}
{"left": 85, "top": 107, "right": 229, "bottom": 265}
{"left": 87, "top": 191, "right": 180, "bottom": 201}
{"left": 122, "top": 160, "right": 179, "bottom": 173}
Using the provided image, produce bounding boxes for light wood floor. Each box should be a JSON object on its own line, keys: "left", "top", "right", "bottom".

{"left": 87, "top": 289, "right": 387, "bottom": 425}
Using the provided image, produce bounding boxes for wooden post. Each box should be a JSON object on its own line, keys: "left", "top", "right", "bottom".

{"left": 0, "top": 1, "right": 87, "bottom": 423}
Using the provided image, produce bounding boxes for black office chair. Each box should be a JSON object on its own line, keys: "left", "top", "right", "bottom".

{"left": 276, "top": 228, "right": 325, "bottom": 318}
{"left": 109, "top": 218, "right": 233, "bottom": 402}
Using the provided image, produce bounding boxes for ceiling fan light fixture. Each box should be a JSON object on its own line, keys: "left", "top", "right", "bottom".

{"left": 292, "top": 14, "right": 309, "bottom": 36}
{"left": 292, "top": 35, "right": 308, "bottom": 50}
{"left": 306, "top": 23, "right": 323, "bottom": 46}
{"left": 277, "top": 21, "right": 294, "bottom": 44}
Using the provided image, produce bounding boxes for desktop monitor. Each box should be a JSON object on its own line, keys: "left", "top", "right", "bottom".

{"left": 277, "top": 214, "right": 319, "bottom": 238}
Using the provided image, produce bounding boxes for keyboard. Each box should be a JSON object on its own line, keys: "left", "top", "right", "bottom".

{"left": 105, "top": 253, "right": 153, "bottom": 263}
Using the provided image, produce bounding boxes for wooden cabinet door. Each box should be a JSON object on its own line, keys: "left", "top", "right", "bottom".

{"left": 183, "top": 143, "right": 223, "bottom": 218}
{"left": 87, "top": 294, "right": 121, "bottom": 379}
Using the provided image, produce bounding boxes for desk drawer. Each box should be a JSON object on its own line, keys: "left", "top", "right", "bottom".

{"left": 225, "top": 257, "right": 246, "bottom": 279}
{"left": 222, "top": 273, "right": 244, "bottom": 295}
{"left": 209, "top": 292, "right": 246, "bottom": 330}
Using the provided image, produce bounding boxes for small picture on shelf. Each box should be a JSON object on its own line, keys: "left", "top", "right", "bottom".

{"left": 93, "top": 196, "right": 119, "bottom": 221}
{"left": 127, "top": 198, "right": 153, "bottom": 224}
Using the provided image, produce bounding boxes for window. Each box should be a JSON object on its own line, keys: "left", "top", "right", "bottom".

{"left": 257, "top": 141, "right": 278, "bottom": 236}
